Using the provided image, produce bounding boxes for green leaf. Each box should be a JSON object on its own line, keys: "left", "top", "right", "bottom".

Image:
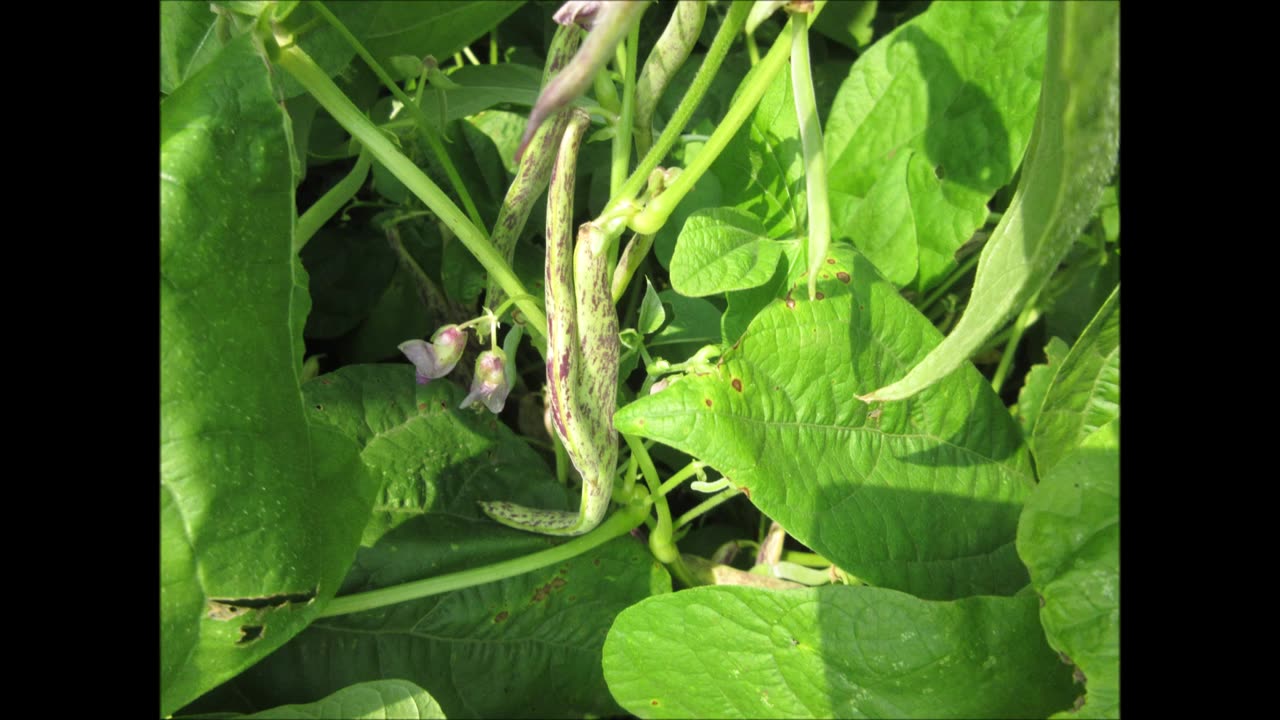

{"left": 219, "top": 680, "right": 446, "bottom": 719}
{"left": 211, "top": 530, "right": 667, "bottom": 719}
{"left": 720, "top": 241, "right": 800, "bottom": 345}
{"left": 812, "top": 0, "right": 877, "bottom": 51}
{"left": 301, "top": 365, "right": 573, "bottom": 545}
{"left": 161, "top": 34, "right": 377, "bottom": 716}
{"left": 468, "top": 109, "right": 526, "bottom": 175}
{"left": 413, "top": 64, "right": 602, "bottom": 132}
{"left": 653, "top": 171, "right": 723, "bottom": 269}
{"left": 862, "top": 2, "right": 1119, "bottom": 402}
{"left": 638, "top": 277, "right": 667, "bottom": 336}
{"left": 1017, "top": 421, "right": 1119, "bottom": 718}
{"left": 359, "top": 1, "right": 523, "bottom": 72}
{"left": 616, "top": 245, "right": 1033, "bottom": 600}
{"left": 705, "top": 58, "right": 805, "bottom": 239}
{"left": 1032, "top": 287, "right": 1119, "bottom": 476}
{"left": 670, "top": 208, "right": 785, "bottom": 297}
{"left": 333, "top": 264, "right": 433, "bottom": 365}
{"left": 1013, "top": 336, "right": 1071, "bottom": 437}
{"left": 603, "top": 585, "right": 1076, "bottom": 718}
{"left": 825, "top": 1, "right": 1048, "bottom": 292}
{"left": 301, "top": 223, "right": 399, "bottom": 340}
{"left": 649, "top": 289, "right": 722, "bottom": 362}
{"left": 161, "top": 1, "right": 224, "bottom": 95}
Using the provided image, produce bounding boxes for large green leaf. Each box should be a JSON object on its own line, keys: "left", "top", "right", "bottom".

{"left": 1017, "top": 421, "right": 1119, "bottom": 717}
{"left": 359, "top": 1, "right": 524, "bottom": 71}
{"left": 670, "top": 207, "right": 784, "bottom": 297}
{"left": 705, "top": 57, "right": 806, "bottom": 239}
{"left": 220, "top": 680, "right": 446, "bottom": 719}
{"left": 863, "top": 2, "right": 1119, "bottom": 402}
{"left": 161, "top": 34, "right": 377, "bottom": 716}
{"left": 1031, "top": 287, "right": 1119, "bottom": 475}
{"left": 649, "top": 289, "right": 722, "bottom": 363}
{"left": 161, "top": 1, "right": 224, "bottom": 95}
{"left": 603, "top": 585, "right": 1076, "bottom": 718}
{"left": 301, "top": 223, "right": 399, "bottom": 340}
{"left": 824, "top": 1, "right": 1048, "bottom": 292}
{"left": 616, "top": 245, "right": 1033, "bottom": 600}
{"left": 301, "top": 365, "right": 573, "bottom": 545}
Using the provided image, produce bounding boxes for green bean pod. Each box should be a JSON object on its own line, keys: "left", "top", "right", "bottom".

{"left": 481, "top": 108, "right": 619, "bottom": 536}
{"left": 485, "top": 24, "right": 583, "bottom": 312}
{"left": 634, "top": 1, "right": 707, "bottom": 156}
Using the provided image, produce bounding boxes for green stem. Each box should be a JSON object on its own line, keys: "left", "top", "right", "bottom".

{"left": 295, "top": 148, "right": 370, "bottom": 251}
{"left": 782, "top": 550, "right": 831, "bottom": 567}
{"left": 919, "top": 249, "right": 981, "bottom": 314}
{"left": 658, "top": 460, "right": 708, "bottom": 496}
{"left": 745, "top": 28, "right": 760, "bottom": 66}
{"left": 274, "top": 43, "right": 547, "bottom": 340}
{"left": 610, "top": 21, "right": 640, "bottom": 199}
{"left": 599, "top": 0, "right": 751, "bottom": 220}
{"left": 624, "top": 433, "right": 678, "bottom": 563}
{"left": 990, "top": 298, "right": 1041, "bottom": 394}
{"left": 628, "top": 12, "right": 796, "bottom": 235}
{"left": 319, "top": 501, "right": 649, "bottom": 618}
{"left": 306, "top": 1, "right": 486, "bottom": 233}
{"left": 789, "top": 10, "right": 830, "bottom": 301}
{"left": 673, "top": 487, "right": 742, "bottom": 530}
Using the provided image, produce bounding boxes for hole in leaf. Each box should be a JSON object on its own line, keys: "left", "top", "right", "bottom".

{"left": 237, "top": 625, "right": 264, "bottom": 644}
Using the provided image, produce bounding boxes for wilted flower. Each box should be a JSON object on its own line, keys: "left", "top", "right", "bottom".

{"left": 460, "top": 349, "right": 513, "bottom": 414}
{"left": 398, "top": 325, "right": 467, "bottom": 384}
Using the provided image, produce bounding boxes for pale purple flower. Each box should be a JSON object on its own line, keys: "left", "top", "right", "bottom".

{"left": 398, "top": 325, "right": 466, "bottom": 385}
{"left": 460, "top": 349, "right": 513, "bottom": 414}
{"left": 553, "top": 0, "right": 601, "bottom": 28}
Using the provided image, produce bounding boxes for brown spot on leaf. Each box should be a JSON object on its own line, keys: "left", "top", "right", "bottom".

{"left": 418, "top": 402, "right": 428, "bottom": 411}
{"left": 732, "top": 378, "right": 743, "bottom": 392}
{"left": 815, "top": 292, "right": 825, "bottom": 300}
{"left": 319, "top": 379, "right": 331, "bottom": 385}
{"left": 651, "top": 700, "right": 660, "bottom": 706}
{"left": 531, "top": 576, "right": 568, "bottom": 603}
{"left": 739, "top": 486, "right": 751, "bottom": 499}
{"left": 494, "top": 611, "right": 509, "bottom": 623}
{"left": 704, "top": 398, "right": 713, "bottom": 407}
{"left": 593, "top": 558, "right": 602, "bottom": 567}
{"left": 826, "top": 258, "right": 836, "bottom": 265}
{"left": 313, "top": 404, "right": 323, "bottom": 411}
{"left": 836, "top": 271, "right": 851, "bottom": 284}
{"left": 560, "top": 566, "right": 570, "bottom": 574}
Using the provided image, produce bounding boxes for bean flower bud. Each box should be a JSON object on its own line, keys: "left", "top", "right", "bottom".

{"left": 398, "top": 325, "right": 466, "bottom": 384}
{"left": 460, "top": 349, "right": 513, "bottom": 414}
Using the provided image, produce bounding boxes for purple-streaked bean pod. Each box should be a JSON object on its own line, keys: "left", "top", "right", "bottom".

{"left": 515, "top": 0, "right": 647, "bottom": 163}
{"left": 486, "top": 23, "right": 583, "bottom": 312}
{"left": 634, "top": 1, "right": 706, "bottom": 156}
{"left": 480, "top": 108, "right": 619, "bottom": 536}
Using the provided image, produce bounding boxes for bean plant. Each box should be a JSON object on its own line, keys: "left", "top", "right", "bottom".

{"left": 161, "top": 1, "right": 1119, "bottom": 717}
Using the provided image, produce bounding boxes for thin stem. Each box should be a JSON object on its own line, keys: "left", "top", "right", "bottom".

{"left": 275, "top": 43, "right": 547, "bottom": 339}
{"left": 599, "top": 0, "right": 751, "bottom": 220}
{"left": 489, "top": 29, "right": 498, "bottom": 65}
{"left": 673, "top": 487, "right": 742, "bottom": 530}
{"left": 319, "top": 501, "right": 649, "bottom": 617}
{"left": 624, "top": 433, "right": 678, "bottom": 563}
{"left": 745, "top": 28, "right": 760, "bottom": 65}
{"left": 658, "top": 460, "right": 708, "bottom": 496}
{"left": 610, "top": 20, "right": 641, "bottom": 200}
{"left": 295, "top": 148, "right": 371, "bottom": 251}
{"left": 990, "top": 298, "right": 1041, "bottom": 394}
{"left": 462, "top": 45, "right": 481, "bottom": 66}
{"left": 306, "top": 1, "right": 487, "bottom": 233}
{"left": 629, "top": 13, "right": 795, "bottom": 235}
{"left": 919, "top": 249, "right": 981, "bottom": 314}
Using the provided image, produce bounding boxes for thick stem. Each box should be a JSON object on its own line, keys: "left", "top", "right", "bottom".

{"left": 295, "top": 148, "right": 370, "bottom": 251}
{"left": 628, "top": 12, "right": 796, "bottom": 235}
{"left": 306, "top": 0, "right": 486, "bottom": 233}
{"left": 624, "top": 433, "right": 678, "bottom": 563}
{"left": 610, "top": 21, "right": 640, "bottom": 199}
{"left": 600, "top": 0, "right": 751, "bottom": 219}
{"left": 274, "top": 43, "right": 547, "bottom": 340}
{"left": 319, "top": 500, "right": 650, "bottom": 618}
